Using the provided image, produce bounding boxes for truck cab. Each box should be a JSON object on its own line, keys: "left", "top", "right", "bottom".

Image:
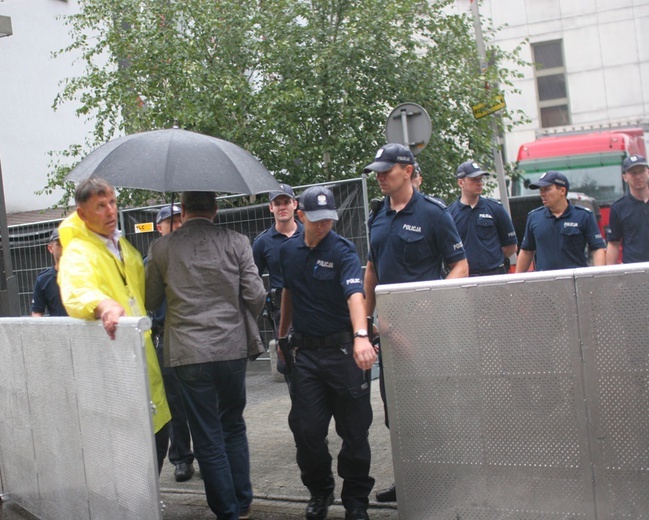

{"left": 513, "top": 128, "right": 646, "bottom": 236}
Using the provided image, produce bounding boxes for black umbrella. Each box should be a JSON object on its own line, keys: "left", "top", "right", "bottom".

{"left": 65, "top": 128, "right": 281, "bottom": 195}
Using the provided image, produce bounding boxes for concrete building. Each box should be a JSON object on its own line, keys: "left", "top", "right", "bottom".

{"left": 0, "top": 0, "right": 90, "bottom": 214}
{"left": 452, "top": 0, "right": 649, "bottom": 166}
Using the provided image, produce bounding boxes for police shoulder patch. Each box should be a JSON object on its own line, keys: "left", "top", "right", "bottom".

{"left": 253, "top": 228, "right": 270, "bottom": 242}
{"left": 423, "top": 194, "right": 447, "bottom": 209}
{"left": 487, "top": 197, "right": 503, "bottom": 206}
{"left": 338, "top": 235, "right": 357, "bottom": 250}
{"left": 573, "top": 204, "right": 593, "bottom": 213}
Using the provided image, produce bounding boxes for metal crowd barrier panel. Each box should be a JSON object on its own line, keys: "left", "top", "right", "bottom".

{"left": 0, "top": 317, "right": 162, "bottom": 520}
{"left": 375, "top": 263, "right": 649, "bottom": 520}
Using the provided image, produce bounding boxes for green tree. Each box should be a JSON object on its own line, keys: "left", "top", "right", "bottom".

{"left": 42, "top": 0, "right": 528, "bottom": 206}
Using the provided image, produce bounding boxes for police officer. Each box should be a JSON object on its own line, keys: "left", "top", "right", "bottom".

{"left": 277, "top": 186, "right": 377, "bottom": 520}
{"left": 253, "top": 183, "right": 303, "bottom": 377}
{"left": 363, "top": 143, "right": 468, "bottom": 503}
{"left": 448, "top": 161, "right": 518, "bottom": 276}
{"left": 516, "top": 171, "right": 605, "bottom": 272}
{"left": 606, "top": 154, "right": 649, "bottom": 264}
{"left": 31, "top": 228, "right": 68, "bottom": 317}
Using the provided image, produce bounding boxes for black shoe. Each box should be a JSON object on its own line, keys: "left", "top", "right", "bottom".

{"left": 174, "top": 462, "right": 195, "bottom": 482}
{"left": 345, "top": 507, "right": 369, "bottom": 520}
{"left": 375, "top": 483, "right": 396, "bottom": 502}
{"left": 306, "top": 492, "right": 334, "bottom": 520}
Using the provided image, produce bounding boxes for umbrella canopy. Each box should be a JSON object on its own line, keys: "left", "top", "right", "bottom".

{"left": 65, "top": 128, "right": 281, "bottom": 195}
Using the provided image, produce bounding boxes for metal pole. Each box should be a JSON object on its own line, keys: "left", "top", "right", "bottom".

{"left": 470, "top": 0, "right": 511, "bottom": 216}
{"left": 400, "top": 109, "right": 410, "bottom": 146}
{"left": 0, "top": 158, "right": 20, "bottom": 316}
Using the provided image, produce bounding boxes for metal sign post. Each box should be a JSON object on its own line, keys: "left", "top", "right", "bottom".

{"left": 470, "top": 0, "right": 511, "bottom": 216}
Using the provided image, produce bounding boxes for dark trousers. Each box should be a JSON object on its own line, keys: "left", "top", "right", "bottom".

{"left": 155, "top": 336, "right": 195, "bottom": 466}
{"left": 289, "top": 347, "right": 374, "bottom": 509}
{"left": 155, "top": 423, "right": 170, "bottom": 474}
{"left": 176, "top": 359, "right": 251, "bottom": 520}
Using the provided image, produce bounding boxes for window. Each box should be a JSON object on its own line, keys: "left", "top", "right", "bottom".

{"left": 532, "top": 41, "right": 570, "bottom": 128}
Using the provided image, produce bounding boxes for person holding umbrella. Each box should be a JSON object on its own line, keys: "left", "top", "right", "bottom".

{"left": 57, "top": 177, "right": 171, "bottom": 473}
{"left": 146, "top": 191, "right": 266, "bottom": 520}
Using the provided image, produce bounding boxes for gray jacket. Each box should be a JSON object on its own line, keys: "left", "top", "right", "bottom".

{"left": 146, "top": 218, "right": 266, "bottom": 367}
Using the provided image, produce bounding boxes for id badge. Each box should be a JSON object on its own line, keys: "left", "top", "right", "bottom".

{"left": 128, "top": 296, "right": 140, "bottom": 316}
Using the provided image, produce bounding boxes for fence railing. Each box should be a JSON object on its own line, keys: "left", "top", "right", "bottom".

{"left": 3, "top": 178, "right": 369, "bottom": 324}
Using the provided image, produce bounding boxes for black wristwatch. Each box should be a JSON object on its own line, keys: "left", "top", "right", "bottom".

{"left": 353, "top": 329, "right": 369, "bottom": 339}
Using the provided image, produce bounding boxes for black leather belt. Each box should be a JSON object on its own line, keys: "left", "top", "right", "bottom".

{"left": 292, "top": 330, "right": 353, "bottom": 349}
{"left": 469, "top": 265, "right": 507, "bottom": 277}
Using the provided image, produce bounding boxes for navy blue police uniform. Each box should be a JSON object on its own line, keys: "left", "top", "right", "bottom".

{"left": 369, "top": 189, "right": 466, "bottom": 283}
{"left": 448, "top": 196, "right": 517, "bottom": 276}
{"left": 253, "top": 220, "right": 304, "bottom": 338}
{"left": 30, "top": 267, "right": 68, "bottom": 316}
{"left": 607, "top": 192, "right": 649, "bottom": 263}
{"left": 520, "top": 203, "right": 605, "bottom": 271}
{"left": 368, "top": 188, "right": 465, "bottom": 431}
{"left": 279, "top": 230, "right": 374, "bottom": 511}
{"left": 253, "top": 220, "right": 304, "bottom": 378}
{"left": 253, "top": 220, "right": 304, "bottom": 291}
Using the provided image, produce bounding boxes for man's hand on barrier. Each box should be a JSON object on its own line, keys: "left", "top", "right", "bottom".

{"left": 95, "top": 299, "right": 126, "bottom": 340}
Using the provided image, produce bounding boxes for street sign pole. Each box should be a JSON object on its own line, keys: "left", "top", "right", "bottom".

{"left": 470, "top": 0, "right": 511, "bottom": 216}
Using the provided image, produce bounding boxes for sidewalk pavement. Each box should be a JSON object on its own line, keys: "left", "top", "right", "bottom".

{"left": 159, "top": 358, "right": 399, "bottom": 519}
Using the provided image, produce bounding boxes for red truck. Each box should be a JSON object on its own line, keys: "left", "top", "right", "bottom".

{"left": 513, "top": 128, "right": 647, "bottom": 235}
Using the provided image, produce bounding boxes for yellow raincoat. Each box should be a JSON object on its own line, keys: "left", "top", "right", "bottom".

{"left": 57, "top": 211, "right": 171, "bottom": 433}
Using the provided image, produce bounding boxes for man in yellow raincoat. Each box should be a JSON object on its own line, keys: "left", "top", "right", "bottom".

{"left": 57, "top": 177, "right": 171, "bottom": 473}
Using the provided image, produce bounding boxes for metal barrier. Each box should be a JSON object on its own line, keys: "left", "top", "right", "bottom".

{"left": 0, "top": 317, "right": 162, "bottom": 520}
{"left": 375, "top": 264, "right": 649, "bottom": 519}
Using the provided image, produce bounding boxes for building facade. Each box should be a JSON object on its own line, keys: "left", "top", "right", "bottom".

{"left": 0, "top": 0, "right": 90, "bottom": 214}
{"left": 452, "top": 0, "right": 649, "bottom": 167}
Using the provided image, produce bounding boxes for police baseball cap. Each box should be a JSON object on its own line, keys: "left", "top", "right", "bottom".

{"left": 529, "top": 171, "right": 570, "bottom": 190}
{"left": 269, "top": 183, "right": 295, "bottom": 202}
{"left": 622, "top": 154, "right": 648, "bottom": 172}
{"left": 49, "top": 228, "right": 60, "bottom": 243}
{"left": 155, "top": 204, "right": 181, "bottom": 224}
{"left": 298, "top": 186, "right": 339, "bottom": 222}
{"left": 363, "top": 143, "right": 415, "bottom": 173}
{"left": 456, "top": 161, "right": 490, "bottom": 179}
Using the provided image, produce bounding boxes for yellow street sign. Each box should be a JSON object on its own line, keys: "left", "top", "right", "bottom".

{"left": 472, "top": 94, "right": 506, "bottom": 119}
{"left": 134, "top": 222, "right": 154, "bottom": 233}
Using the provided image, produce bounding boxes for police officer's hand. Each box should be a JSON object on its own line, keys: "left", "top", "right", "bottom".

{"left": 353, "top": 337, "right": 377, "bottom": 371}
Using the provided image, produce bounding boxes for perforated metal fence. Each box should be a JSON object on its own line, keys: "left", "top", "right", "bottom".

{"left": 375, "top": 264, "right": 649, "bottom": 520}
{"left": 0, "top": 317, "right": 161, "bottom": 520}
{"left": 4, "top": 178, "right": 369, "bottom": 331}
